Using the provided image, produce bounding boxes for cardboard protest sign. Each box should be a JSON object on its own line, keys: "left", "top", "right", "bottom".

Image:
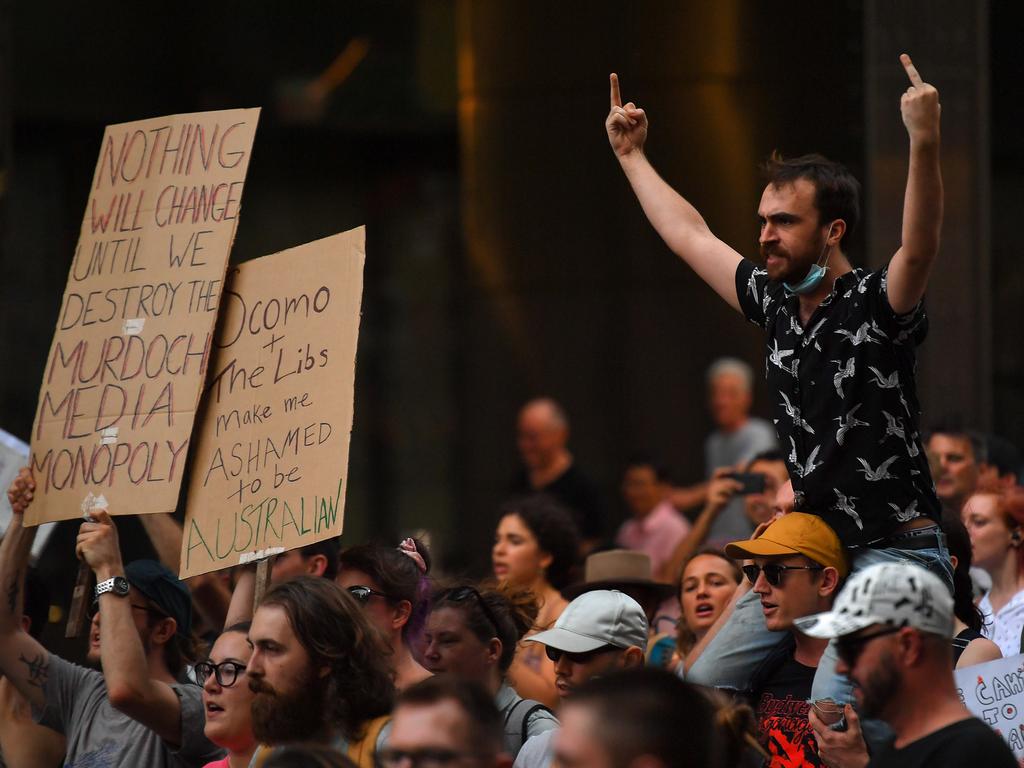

{"left": 26, "top": 109, "right": 260, "bottom": 526}
{"left": 955, "top": 652, "right": 1024, "bottom": 757}
{"left": 179, "top": 228, "right": 365, "bottom": 578}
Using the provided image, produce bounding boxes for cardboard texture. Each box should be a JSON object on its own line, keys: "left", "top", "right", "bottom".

{"left": 954, "top": 652, "right": 1024, "bottom": 756}
{"left": 26, "top": 109, "right": 260, "bottom": 526}
{"left": 179, "top": 228, "right": 365, "bottom": 578}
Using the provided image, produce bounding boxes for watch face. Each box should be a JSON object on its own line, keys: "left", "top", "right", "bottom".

{"left": 113, "top": 577, "right": 130, "bottom": 596}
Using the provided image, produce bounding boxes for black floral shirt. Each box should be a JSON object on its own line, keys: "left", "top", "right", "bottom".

{"left": 736, "top": 259, "right": 941, "bottom": 547}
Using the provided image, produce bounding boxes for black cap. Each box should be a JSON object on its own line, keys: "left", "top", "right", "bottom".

{"left": 125, "top": 559, "right": 192, "bottom": 638}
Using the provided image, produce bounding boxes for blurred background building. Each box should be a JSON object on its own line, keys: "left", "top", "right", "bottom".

{"left": 0, "top": 1, "right": 1019, "bottom": 597}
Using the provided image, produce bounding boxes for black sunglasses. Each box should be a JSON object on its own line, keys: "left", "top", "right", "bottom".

{"left": 835, "top": 626, "right": 901, "bottom": 667}
{"left": 347, "top": 585, "right": 393, "bottom": 605}
{"left": 441, "top": 586, "right": 502, "bottom": 636}
{"left": 194, "top": 659, "right": 247, "bottom": 687}
{"left": 545, "top": 644, "right": 618, "bottom": 665}
{"left": 742, "top": 563, "right": 824, "bottom": 587}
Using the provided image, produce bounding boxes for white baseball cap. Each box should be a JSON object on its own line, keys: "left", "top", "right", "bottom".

{"left": 795, "top": 562, "right": 953, "bottom": 640}
{"left": 527, "top": 590, "right": 649, "bottom": 652}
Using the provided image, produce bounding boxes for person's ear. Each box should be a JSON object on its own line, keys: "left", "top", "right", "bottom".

{"left": 486, "top": 638, "right": 503, "bottom": 665}
{"left": 949, "top": 554, "right": 959, "bottom": 570}
{"left": 306, "top": 554, "right": 328, "bottom": 577}
{"left": 1011, "top": 529, "right": 1022, "bottom": 548}
{"left": 539, "top": 550, "right": 554, "bottom": 573}
{"left": 622, "top": 646, "right": 645, "bottom": 669}
{"left": 149, "top": 616, "right": 177, "bottom": 647}
{"left": 825, "top": 219, "right": 846, "bottom": 246}
{"left": 391, "top": 599, "right": 412, "bottom": 631}
{"left": 819, "top": 566, "right": 840, "bottom": 598}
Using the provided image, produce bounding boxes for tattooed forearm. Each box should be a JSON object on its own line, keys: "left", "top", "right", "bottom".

{"left": 18, "top": 652, "right": 48, "bottom": 688}
{"left": 6, "top": 579, "right": 18, "bottom": 614}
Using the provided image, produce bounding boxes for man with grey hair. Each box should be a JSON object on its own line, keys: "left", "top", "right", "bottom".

{"left": 511, "top": 398, "right": 605, "bottom": 547}
{"left": 671, "top": 357, "right": 777, "bottom": 544}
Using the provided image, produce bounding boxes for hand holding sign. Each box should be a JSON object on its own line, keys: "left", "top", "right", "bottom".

{"left": 606, "top": 73, "right": 649, "bottom": 158}
{"left": 899, "top": 54, "right": 940, "bottom": 145}
{"left": 7, "top": 468, "right": 35, "bottom": 516}
{"left": 76, "top": 509, "right": 124, "bottom": 579}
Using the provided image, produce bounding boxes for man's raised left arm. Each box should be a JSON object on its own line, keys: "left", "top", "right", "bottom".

{"left": 887, "top": 53, "right": 943, "bottom": 315}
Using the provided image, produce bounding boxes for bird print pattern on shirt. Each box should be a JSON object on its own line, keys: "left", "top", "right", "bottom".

{"left": 834, "top": 489, "right": 864, "bottom": 530}
{"left": 736, "top": 261, "right": 939, "bottom": 545}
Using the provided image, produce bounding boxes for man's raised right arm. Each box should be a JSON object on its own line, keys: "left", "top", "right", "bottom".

{"left": 0, "top": 468, "right": 50, "bottom": 709}
{"left": 607, "top": 73, "right": 743, "bottom": 312}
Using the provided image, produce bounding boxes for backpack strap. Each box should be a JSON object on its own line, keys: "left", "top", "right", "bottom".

{"left": 504, "top": 698, "right": 553, "bottom": 751}
{"left": 347, "top": 715, "right": 391, "bottom": 768}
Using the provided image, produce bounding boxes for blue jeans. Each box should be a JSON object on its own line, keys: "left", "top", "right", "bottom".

{"left": 686, "top": 526, "right": 953, "bottom": 707}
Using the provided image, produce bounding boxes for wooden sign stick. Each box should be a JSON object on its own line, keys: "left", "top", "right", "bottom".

{"left": 65, "top": 561, "right": 93, "bottom": 639}
{"left": 253, "top": 557, "right": 273, "bottom": 614}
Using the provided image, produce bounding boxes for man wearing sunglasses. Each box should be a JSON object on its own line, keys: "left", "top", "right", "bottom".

{"left": 705, "top": 512, "right": 846, "bottom": 767}
{"left": 796, "top": 562, "right": 1016, "bottom": 767}
{"left": 513, "top": 590, "right": 648, "bottom": 768}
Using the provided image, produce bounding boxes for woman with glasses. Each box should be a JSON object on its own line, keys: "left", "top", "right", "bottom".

{"left": 198, "top": 621, "right": 256, "bottom": 768}
{"left": 491, "top": 495, "right": 579, "bottom": 708}
{"left": 423, "top": 583, "right": 559, "bottom": 758}
{"left": 337, "top": 538, "right": 433, "bottom": 690}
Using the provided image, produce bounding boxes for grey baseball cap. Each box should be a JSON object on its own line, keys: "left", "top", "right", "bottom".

{"left": 527, "top": 590, "right": 649, "bottom": 653}
{"left": 795, "top": 562, "right": 953, "bottom": 640}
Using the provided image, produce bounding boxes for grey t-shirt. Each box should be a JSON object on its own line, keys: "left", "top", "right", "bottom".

{"left": 36, "top": 654, "right": 224, "bottom": 768}
{"left": 513, "top": 729, "right": 555, "bottom": 768}
{"left": 495, "top": 684, "right": 559, "bottom": 759}
{"left": 704, "top": 418, "right": 778, "bottom": 543}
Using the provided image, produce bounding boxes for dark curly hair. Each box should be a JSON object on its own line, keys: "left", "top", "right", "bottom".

{"left": 338, "top": 539, "right": 432, "bottom": 642}
{"left": 431, "top": 582, "right": 538, "bottom": 674}
{"left": 260, "top": 577, "right": 395, "bottom": 738}
{"left": 497, "top": 494, "right": 580, "bottom": 589}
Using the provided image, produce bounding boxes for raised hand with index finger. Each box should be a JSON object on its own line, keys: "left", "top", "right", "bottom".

{"left": 605, "top": 73, "right": 649, "bottom": 158}
{"left": 899, "top": 53, "right": 940, "bottom": 145}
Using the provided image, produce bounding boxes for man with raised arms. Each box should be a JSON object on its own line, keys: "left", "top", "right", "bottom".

{"left": 606, "top": 55, "right": 950, "bottom": 705}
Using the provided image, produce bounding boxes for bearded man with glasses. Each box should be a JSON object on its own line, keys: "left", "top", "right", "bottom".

{"left": 691, "top": 512, "right": 846, "bottom": 767}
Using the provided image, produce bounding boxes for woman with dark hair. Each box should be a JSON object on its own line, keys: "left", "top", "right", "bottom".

{"left": 942, "top": 514, "right": 1002, "bottom": 668}
{"left": 963, "top": 486, "right": 1024, "bottom": 656}
{"left": 337, "top": 538, "right": 433, "bottom": 690}
{"left": 200, "top": 621, "right": 257, "bottom": 768}
{"left": 491, "top": 495, "right": 579, "bottom": 707}
{"left": 422, "top": 583, "right": 558, "bottom": 758}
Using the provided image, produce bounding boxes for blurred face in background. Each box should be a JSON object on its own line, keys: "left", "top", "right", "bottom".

{"left": 422, "top": 606, "right": 496, "bottom": 687}
{"left": 337, "top": 568, "right": 404, "bottom": 642}
{"left": 621, "top": 464, "right": 665, "bottom": 519}
{"left": 708, "top": 372, "right": 751, "bottom": 432}
{"left": 517, "top": 404, "right": 567, "bottom": 472}
{"left": 680, "top": 554, "right": 740, "bottom": 638}
{"left": 962, "top": 492, "right": 1016, "bottom": 573}
{"left": 492, "top": 513, "right": 552, "bottom": 587}
{"left": 928, "top": 433, "right": 979, "bottom": 506}
{"left": 744, "top": 459, "right": 790, "bottom": 526}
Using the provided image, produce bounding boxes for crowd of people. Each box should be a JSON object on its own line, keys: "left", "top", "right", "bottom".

{"left": 1, "top": 55, "right": 1023, "bottom": 768}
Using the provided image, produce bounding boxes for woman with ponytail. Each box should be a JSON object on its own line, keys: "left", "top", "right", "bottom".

{"left": 337, "top": 538, "right": 433, "bottom": 690}
{"left": 941, "top": 513, "right": 1002, "bottom": 668}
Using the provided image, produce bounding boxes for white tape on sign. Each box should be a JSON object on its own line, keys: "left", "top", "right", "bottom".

{"left": 122, "top": 318, "right": 145, "bottom": 335}
{"left": 80, "top": 492, "right": 109, "bottom": 519}
{"left": 99, "top": 427, "right": 119, "bottom": 445}
{"left": 240, "top": 547, "right": 285, "bottom": 564}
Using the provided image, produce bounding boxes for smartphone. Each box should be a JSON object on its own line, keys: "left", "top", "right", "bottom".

{"left": 725, "top": 472, "right": 766, "bottom": 495}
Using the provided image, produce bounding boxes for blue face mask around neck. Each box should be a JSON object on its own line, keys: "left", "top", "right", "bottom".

{"left": 783, "top": 224, "right": 836, "bottom": 296}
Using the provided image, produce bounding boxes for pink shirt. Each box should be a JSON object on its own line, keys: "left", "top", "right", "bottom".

{"left": 616, "top": 500, "right": 691, "bottom": 575}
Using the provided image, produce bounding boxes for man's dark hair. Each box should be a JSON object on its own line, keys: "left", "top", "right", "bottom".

{"left": 497, "top": 494, "right": 580, "bottom": 589}
{"left": 261, "top": 743, "right": 358, "bottom": 768}
{"left": 624, "top": 453, "right": 673, "bottom": 484}
{"left": 568, "top": 668, "right": 722, "bottom": 768}
{"left": 296, "top": 538, "right": 341, "bottom": 581}
{"left": 941, "top": 512, "right": 986, "bottom": 633}
{"left": 339, "top": 539, "right": 432, "bottom": 641}
{"left": 762, "top": 152, "right": 861, "bottom": 249}
{"left": 746, "top": 449, "right": 786, "bottom": 470}
{"left": 925, "top": 423, "right": 988, "bottom": 464}
{"left": 398, "top": 676, "right": 503, "bottom": 755}
{"left": 260, "top": 577, "right": 394, "bottom": 738}
{"left": 986, "top": 435, "right": 1022, "bottom": 481}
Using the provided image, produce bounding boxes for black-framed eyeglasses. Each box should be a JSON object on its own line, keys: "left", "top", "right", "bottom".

{"left": 440, "top": 586, "right": 502, "bottom": 637}
{"left": 835, "top": 626, "right": 901, "bottom": 668}
{"left": 377, "top": 747, "right": 480, "bottom": 768}
{"left": 88, "top": 600, "right": 169, "bottom": 621}
{"left": 742, "top": 563, "right": 824, "bottom": 587}
{"left": 194, "top": 659, "right": 247, "bottom": 687}
{"left": 347, "top": 585, "right": 394, "bottom": 605}
{"left": 545, "top": 644, "right": 618, "bottom": 665}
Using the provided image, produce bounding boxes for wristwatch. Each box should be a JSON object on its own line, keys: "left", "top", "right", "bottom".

{"left": 95, "top": 576, "right": 130, "bottom": 600}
